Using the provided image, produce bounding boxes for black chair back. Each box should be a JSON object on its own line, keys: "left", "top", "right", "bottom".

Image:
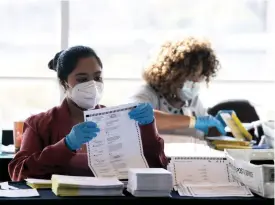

{"left": 208, "top": 99, "right": 264, "bottom": 142}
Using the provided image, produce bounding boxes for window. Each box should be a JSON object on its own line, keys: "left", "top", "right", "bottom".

{"left": 69, "top": 0, "right": 275, "bottom": 119}
{"left": 0, "top": 1, "right": 61, "bottom": 127}
{"left": 0, "top": 0, "right": 274, "bottom": 126}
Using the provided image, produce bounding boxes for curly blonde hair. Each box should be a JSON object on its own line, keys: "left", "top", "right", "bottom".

{"left": 143, "top": 37, "right": 220, "bottom": 97}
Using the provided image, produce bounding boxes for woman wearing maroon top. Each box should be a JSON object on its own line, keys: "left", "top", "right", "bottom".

{"left": 9, "top": 46, "right": 167, "bottom": 181}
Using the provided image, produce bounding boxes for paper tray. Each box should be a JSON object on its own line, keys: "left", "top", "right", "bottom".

{"left": 225, "top": 149, "right": 274, "bottom": 198}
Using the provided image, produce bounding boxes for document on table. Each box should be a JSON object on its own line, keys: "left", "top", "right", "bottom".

{"left": 170, "top": 156, "right": 231, "bottom": 186}
{"left": 178, "top": 182, "right": 253, "bottom": 197}
{"left": 0, "top": 189, "right": 39, "bottom": 197}
{"left": 0, "top": 182, "right": 18, "bottom": 190}
{"left": 84, "top": 103, "right": 149, "bottom": 179}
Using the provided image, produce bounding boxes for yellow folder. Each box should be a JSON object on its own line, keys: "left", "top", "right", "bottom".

{"left": 220, "top": 113, "right": 253, "bottom": 141}
{"left": 25, "top": 178, "right": 52, "bottom": 189}
{"left": 215, "top": 144, "right": 251, "bottom": 151}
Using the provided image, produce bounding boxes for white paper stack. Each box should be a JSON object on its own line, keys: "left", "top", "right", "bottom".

{"left": 127, "top": 168, "right": 173, "bottom": 197}
{"left": 178, "top": 181, "right": 253, "bottom": 197}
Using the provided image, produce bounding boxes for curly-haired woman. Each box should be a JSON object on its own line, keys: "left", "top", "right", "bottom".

{"left": 129, "top": 37, "right": 227, "bottom": 138}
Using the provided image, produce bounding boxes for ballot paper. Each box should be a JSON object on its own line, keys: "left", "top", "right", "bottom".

{"left": 178, "top": 181, "right": 253, "bottom": 197}
{"left": 84, "top": 103, "right": 149, "bottom": 179}
{"left": 0, "top": 182, "right": 18, "bottom": 190}
{"left": 0, "top": 144, "right": 15, "bottom": 153}
{"left": 127, "top": 168, "right": 173, "bottom": 190}
{"left": 0, "top": 189, "right": 39, "bottom": 197}
{"left": 25, "top": 178, "right": 51, "bottom": 184}
{"left": 25, "top": 178, "right": 52, "bottom": 189}
{"left": 127, "top": 168, "right": 173, "bottom": 197}
{"left": 170, "top": 156, "right": 231, "bottom": 186}
{"left": 51, "top": 174, "right": 124, "bottom": 196}
{"left": 127, "top": 188, "right": 171, "bottom": 197}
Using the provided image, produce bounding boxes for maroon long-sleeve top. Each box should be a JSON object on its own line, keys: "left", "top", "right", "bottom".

{"left": 8, "top": 100, "right": 168, "bottom": 181}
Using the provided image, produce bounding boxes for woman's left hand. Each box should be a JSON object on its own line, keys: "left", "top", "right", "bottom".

{"left": 128, "top": 103, "right": 154, "bottom": 125}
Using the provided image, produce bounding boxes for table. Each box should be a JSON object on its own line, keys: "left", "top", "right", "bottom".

{"left": 0, "top": 182, "right": 273, "bottom": 205}
{"left": 0, "top": 153, "right": 14, "bottom": 182}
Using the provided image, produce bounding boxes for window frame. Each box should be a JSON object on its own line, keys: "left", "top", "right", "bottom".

{"left": 23, "top": 0, "right": 275, "bottom": 101}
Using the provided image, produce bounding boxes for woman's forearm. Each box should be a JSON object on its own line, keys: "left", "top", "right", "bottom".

{"left": 154, "top": 110, "right": 191, "bottom": 131}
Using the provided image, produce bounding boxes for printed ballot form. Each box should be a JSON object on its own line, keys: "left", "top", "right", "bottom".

{"left": 167, "top": 146, "right": 253, "bottom": 197}
{"left": 170, "top": 156, "right": 231, "bottom": 185}
{"left": 84, "top": 103, "right": 149, "bottom": 179}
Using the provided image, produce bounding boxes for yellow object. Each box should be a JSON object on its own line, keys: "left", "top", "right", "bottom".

{"left": 27, "top": 182, "right": 51, "bottom": 189}
{"left": 51, "top": 174, "right": 124, "bottom": 197}
{"left": 189, "top": 116, "right": 196, "bottom": 128}
{"left": 25, "top": 178, "right": 52, "bottom": 189}
{"left": 231, "top": 113, "right": 253, "bottom": 141}
{"left": 220, "top": 113, "right": 253, "bottom": 141}
{"left": 215, "top": 144, "right": 251, "bottom": 151}
{"left": 211, "top": 140, "right": 250, "bottom": 147}
{"left": 52, "top": 175, "right": 79, "bottom": 196}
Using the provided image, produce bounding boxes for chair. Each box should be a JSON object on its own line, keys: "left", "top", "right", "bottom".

{"left": 1, "top": 130, "right": 13, "bottom": 146}
{"left": 208, "top": 99, "right": 264, "bottom": 142}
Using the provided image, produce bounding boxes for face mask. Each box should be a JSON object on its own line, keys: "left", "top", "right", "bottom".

{"left": 177, "top": 80, "right": 200, "bottom": 100}
{"left": 67, "top": 80, "right": 103, "bottom": 109}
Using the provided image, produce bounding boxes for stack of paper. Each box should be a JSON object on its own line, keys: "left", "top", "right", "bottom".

{"left": 0, "top": 189, "right": 39, "bottom": 198}
{"left": 127, "top": 168, "right": 173, "bottom": 197}
{"left": 0, "top": 145, "right": 15, "bottom": 153}
{"left": 178, "top": 181, "right": 253, "bottom": 197}
{"left": 25, "top": 178, "right": 52, "bottom": 189}
{"left": 206, "top": 136, "right": 252, "bottom": 150}
{"left": 51, "top": 175, "right": 124, "bottom": 196}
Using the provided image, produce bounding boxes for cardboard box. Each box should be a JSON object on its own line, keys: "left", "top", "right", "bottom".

{"left": 225, "top": 149, "right": 274, "bottom": 198}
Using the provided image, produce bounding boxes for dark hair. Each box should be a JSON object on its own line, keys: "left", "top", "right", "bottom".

{"left": 48, "top": 50, "right": 64, "bottom": 71}
{"left": 48, "top": 46, "right": 103, "bottom": 87}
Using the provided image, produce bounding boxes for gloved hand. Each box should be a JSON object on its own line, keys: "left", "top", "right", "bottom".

{"left": 215, "top": 110, "right": 235, "bottom": 127}
{"left": 65, "top": 121, "right": 100, "bottom": 151}
{"left": 194, "top": 116, "right": 226, "bottom": 135}
{"left": 128, "top": 103, "right": 154, "bottom": 125}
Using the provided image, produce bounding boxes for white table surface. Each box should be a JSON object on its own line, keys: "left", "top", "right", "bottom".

{"left": 161, "top": 134, "right": 224, "bottom": 158}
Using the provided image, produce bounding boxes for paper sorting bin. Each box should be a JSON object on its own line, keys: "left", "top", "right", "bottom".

{"left": 225, "top": 149, "right": 274, "bottom": 198}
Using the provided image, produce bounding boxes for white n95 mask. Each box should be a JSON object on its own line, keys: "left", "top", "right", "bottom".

{"left": 68, "top": 80, "right": 103, "bottom": 109}
{"left": 178, "top": 80, "right": 200, "bottom": 100}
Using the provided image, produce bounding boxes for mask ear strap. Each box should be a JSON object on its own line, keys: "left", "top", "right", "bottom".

{"left": 64, "top": 82, "right": 73, "bottom": 94}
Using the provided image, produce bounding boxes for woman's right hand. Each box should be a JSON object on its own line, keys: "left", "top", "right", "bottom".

{"left": 65, "top": 121, "right": 100, "bottom": 151}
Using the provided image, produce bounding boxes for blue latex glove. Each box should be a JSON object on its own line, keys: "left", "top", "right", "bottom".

{"left": 195, "top": 116, "right": 226, "bottom": 135}
{"left": 215, "top": 110, "right": 235, "bottom": 127}
{"left": 65, "top": 121, "right": 100, "bottom": 151}
{"left": 128, "top": 103, "right": 154, "bottom": 125}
